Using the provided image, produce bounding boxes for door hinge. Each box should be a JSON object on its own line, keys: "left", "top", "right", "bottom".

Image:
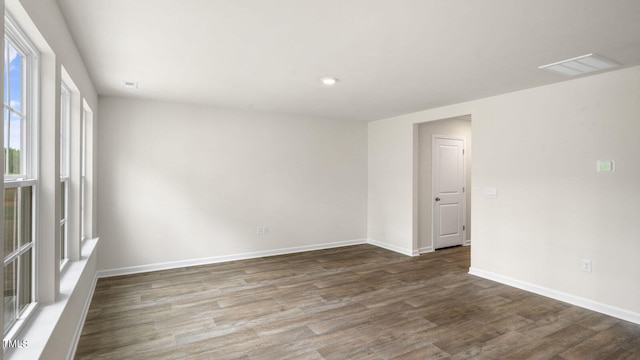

{"left": 463, "top": 187, "right": 465, "bottom": 193}
{"left": 463, "top": 149, "right": 465, "bottom": 155}
{"left": 463, "top": 225, "right": 466, "bottom": 231}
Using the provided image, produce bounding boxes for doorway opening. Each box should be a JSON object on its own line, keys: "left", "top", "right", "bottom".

{"left": 415, "top": 115, "right": 472, "bottom": 253}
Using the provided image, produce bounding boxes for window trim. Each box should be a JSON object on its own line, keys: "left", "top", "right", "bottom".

{"left": 59, "top": 177, "right": 69, "bottom": 267}
{"left": 59, "top": 83, "right": 70, "bottom": 265}
{"left": 80, "top": 107, "right": 87, "bottom": 240}
{"left": 60, "top": 83, "right": 70, "bottom": 178}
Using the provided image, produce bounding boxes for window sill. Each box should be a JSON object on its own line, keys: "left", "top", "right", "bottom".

{"left": 4, "top": 237, "right": 99, "bottom": 359}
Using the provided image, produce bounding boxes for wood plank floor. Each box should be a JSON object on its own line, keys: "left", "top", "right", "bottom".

{"left": 76, "top": 245, "right": 640, "bottom": 359}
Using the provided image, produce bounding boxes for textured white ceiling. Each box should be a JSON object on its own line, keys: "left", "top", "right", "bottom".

{"left": 57, "top": 0, "right": 640, "bottom": 121}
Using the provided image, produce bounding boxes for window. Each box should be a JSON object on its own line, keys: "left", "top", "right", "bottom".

{"left": 3, "top": 14, "right": 38, "bottom": 336}
{"left": 80, "top": 107, "right": 87, "bottom": 240}
{"left": 60, "top": 84, "right": 70, "bottom": 264}
{"left": 4, "top": 30, "right": 24, "bottom": 178}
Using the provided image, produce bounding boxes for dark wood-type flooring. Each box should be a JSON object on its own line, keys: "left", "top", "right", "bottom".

{"left": 76, "top": 245, "right": 640, "bottom": 359}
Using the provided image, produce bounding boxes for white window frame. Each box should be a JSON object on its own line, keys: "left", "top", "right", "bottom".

{"left": 4, "top": 13, "right": 38, "bottom": 180}
{"left": 59, "top": 83, "right": 70, "bottom": 266}
{"left": 3, "top": 12, "right": 39, "bottom": 339}
{"left": 3, "top": 180, "right": 37, "bottom": 335}
{"left": 80, "top": 107, "right": 87, "bottom": 240}
{"left": 4, "top": 28, "right": 28, "bottom": 179}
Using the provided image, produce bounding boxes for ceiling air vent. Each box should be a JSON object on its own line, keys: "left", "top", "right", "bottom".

{"left": 538, "top": 54, "right": 619, "bottom": 77}
{"left": 123, "top": 81, "right": 138, "bottom": 89}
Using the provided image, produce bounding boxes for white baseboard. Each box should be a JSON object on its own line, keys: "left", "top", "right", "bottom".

{"left": 419, "top": 246, "right": 434, "bottom": 254}
{"left": 367, "top": 239, "right": 417, "bottom": 256}
{"left": 469, "top": 267, "right": 640, "bottom": 325}
{"left": 98, "top": 239, "right": 368, "bottom": 278}
{"left": 463, "top": 239, "right": 471, "bottom": 246}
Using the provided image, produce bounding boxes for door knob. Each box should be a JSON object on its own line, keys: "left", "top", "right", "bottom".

{"left": 435, "top": 197, "right": 441, "bottom": 201}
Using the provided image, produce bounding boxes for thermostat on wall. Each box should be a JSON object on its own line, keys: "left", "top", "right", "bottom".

{"left": 596, "top": 160, "right": 615, "bottom": 173}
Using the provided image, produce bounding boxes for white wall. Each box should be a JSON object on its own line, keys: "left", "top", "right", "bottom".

{"left": 16, "top": 0, "right": 97, "bottom": 109}
{"left": 368, "top": 65, "right": 640, "bottom": 320}
{"left": 97, "top": 97, "right": 368, "bottom": 272}
{"left": 368, "top": 118, "right": 416, "bottom": 254}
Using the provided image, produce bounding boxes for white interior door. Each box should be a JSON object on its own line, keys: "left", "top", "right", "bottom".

{"left": 432, "top": 136, "right": 465, "bottom": 249}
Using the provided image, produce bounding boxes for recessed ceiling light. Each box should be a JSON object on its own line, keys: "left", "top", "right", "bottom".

{"left": 320, "top": 77, "right": 338, "bottom": 86}
{"left": 538, "top": 54, "right": 620, "bottom": 77}
{"left": 123, "top": 81, "right": 138, "bottom": 89}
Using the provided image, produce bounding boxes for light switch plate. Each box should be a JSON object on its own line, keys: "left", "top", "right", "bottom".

{"left": 484, "top": 188, "right": 498, "bottom": 198}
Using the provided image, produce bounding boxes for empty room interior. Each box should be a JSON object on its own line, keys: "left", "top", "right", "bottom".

{"left": 2, "top": 0, "right": 640, "bottom": 359}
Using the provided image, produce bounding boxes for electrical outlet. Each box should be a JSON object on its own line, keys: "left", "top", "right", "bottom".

{"left": 582, "top": 259, "right": 592, "bottom": 273}
{"left": 257, "top": 226, "right": 263, "bottom": 235}
{"left": 263, "top": 226, "right": 269, "bottom": 235}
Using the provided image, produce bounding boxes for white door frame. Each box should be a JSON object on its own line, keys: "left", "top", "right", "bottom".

{"left": 432, "top": 135, "right": 466, "bottom": 249}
